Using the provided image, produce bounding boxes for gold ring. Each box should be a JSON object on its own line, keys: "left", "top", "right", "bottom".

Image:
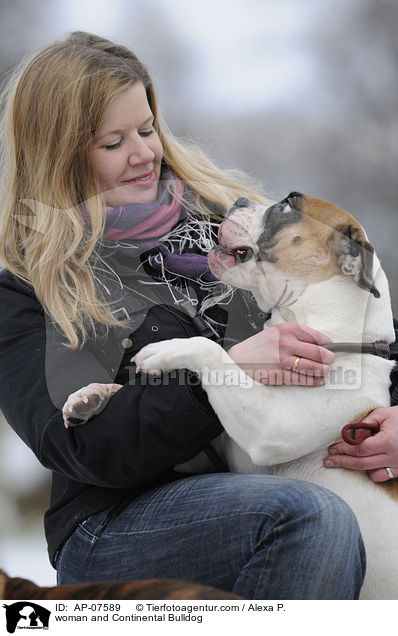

{"left": 291, "top": 356, "right": 301, "bottom": 372}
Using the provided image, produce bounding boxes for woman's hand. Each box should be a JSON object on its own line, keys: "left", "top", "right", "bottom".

{"left": 227, "top": 323, "right": 335, "bottom": 386}
{"left": 324, "top": 406, "right": 398, "bottom": 481}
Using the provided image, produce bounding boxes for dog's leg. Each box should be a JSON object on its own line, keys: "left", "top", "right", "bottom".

{"left": 133, "top": 336, "right": 226, "bottom": 376}
{"left": 134, "top": 337, "right": 389, "bottom": 467}
{"left": 62, "top": 383, "right": 123, "bottom": 428}
{"left": 133, "top": 336, "right": 294, "bottom": 465}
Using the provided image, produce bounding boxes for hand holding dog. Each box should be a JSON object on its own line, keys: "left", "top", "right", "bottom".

{"left": 325, "top": 405, "right": 398, "bottom": 481}
{"left": 227, "top": 322, "right": 335, "bottom": 386}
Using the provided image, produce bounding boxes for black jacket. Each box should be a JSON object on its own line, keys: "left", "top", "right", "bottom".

{"left": 0, "top": 246, "right": 265, "bottom": 566}
{"left": 1, "top": 240, "right": 398, "bottom": 566}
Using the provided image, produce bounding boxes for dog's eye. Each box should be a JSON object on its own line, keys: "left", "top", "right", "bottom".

{"left": 293, "top": 236, "right": 302, "bottom": 245}
{"left": 232, "top": 247, "right": 254, "bottom": 263}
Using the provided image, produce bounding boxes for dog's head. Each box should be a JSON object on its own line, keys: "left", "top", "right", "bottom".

{"left": 208, "top": 192, "right": 380, "bottom": 302}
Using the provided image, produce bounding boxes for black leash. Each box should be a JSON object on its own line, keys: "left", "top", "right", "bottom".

{"left": 323, "top": 341, "right": 390, "bottom": 359}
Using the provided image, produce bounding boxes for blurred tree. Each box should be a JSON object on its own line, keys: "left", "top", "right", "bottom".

{"left": 177, "top": 0, "right": 398, "bottom": 311}
{"left": 308, "top": 0, "right": 398, "bottom": 310}
{"left": 0, "top": 0, "right": 55, "bottom": 71}
{"left": 116, "top": 0, "right": 200, "bottom": 124}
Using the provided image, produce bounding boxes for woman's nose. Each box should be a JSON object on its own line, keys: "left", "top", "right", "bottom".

{"left": 128, "top": 136, "right": 155, "bottom": 165}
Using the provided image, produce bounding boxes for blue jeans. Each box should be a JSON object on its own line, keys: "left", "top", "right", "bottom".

{"left": 56, "top": 473, "right": 365, "bottom": 599}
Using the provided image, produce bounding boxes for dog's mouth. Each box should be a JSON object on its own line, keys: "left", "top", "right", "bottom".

{"left": 216, "top": 234, "right": 254, "bottom": 265}
{"left": 217, "top": 225, "right": 254, "bottom": 264}
{"left": 229, "top": 246, "right": 254, "bottom": 263}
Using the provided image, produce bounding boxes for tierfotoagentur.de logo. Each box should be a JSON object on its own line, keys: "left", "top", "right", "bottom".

{"left": 2, "top": 602, "right": 50, "bottom": 633}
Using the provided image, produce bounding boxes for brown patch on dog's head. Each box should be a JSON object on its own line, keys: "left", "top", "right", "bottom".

{"left": 265, "top": 193, "right": 380, "bottom": 297}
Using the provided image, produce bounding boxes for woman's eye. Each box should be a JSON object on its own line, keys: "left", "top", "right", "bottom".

{"left": 139, "top": 129, "right": 154, "bottom": 138}
{"left": 104, "top": 140, "right": 122, "bottom": 150}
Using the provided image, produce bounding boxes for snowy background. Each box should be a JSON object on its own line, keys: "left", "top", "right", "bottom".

{"left": 0, "top": 0, "right": 397, "bottom": 586}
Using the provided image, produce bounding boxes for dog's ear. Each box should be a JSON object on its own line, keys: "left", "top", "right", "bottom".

{"left": 331, "top": 224, "right": 380, "bottom": 298}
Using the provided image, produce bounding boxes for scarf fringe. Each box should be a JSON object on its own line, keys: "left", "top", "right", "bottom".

{"left": 97, "top": 174, "right": 235, "bottom": 327}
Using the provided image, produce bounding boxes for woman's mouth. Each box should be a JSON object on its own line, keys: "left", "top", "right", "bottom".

{"left": 123, "top": 170, "right": 155, "bottom": 186}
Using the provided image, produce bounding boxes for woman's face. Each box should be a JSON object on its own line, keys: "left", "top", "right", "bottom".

{"left": 91, "top": 82, "right": 163, "bottom": 207}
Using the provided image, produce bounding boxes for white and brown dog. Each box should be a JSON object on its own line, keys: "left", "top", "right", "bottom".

{"left": 63, "top": 193, "right": 397, "bottom": 599}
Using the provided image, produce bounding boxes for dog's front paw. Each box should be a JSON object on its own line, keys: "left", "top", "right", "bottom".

{"left": 62, "top": 382, "right": 123, "bottom": 428}
{"left": 133, "top": 340, "right": 184, "bottom": 375}
{"left": 132, "top": 337, "right": 223, "bottom": 376}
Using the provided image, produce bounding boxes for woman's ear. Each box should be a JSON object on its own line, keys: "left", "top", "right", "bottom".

{"left": 331, "top": 224, "right": 380, "bottom": 298}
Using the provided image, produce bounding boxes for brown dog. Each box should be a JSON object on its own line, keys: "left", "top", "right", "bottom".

{"left": 0, "top": 570, "right": 241, "bottom": 600}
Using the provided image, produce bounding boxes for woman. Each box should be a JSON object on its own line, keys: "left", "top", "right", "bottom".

{"left": 0, "top": 31, "right": 395, "bottom": 599}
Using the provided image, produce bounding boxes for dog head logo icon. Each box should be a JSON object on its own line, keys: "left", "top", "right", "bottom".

{"left": 2, "top": 602, "right": 51, "bottom": 633}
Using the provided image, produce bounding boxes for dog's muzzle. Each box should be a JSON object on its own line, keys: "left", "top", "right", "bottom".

{"left": 217, "top": 203, "right": 255, "bottom": 264}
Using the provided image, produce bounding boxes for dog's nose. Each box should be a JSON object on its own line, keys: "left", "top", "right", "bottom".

{"left": 233, "top": 197, "right": 250, "bottom": 208}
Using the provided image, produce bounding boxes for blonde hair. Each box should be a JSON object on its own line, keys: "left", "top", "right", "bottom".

{"left": 0, "top": 32, "right": 269, "bottom": 348}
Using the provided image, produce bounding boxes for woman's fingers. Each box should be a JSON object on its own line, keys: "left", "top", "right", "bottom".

{"left": 293, "top": 341, "right": 335, "bottom": 366}
{"left": 324, "top": 408, "right": 398, "bottom": 482}
{"left": 227, "top": 322, "right": 335, "bottom": 386}
{"left": 324, "top": 451, "right": 391, "bottom": 472}
{"left": 324, "top": 452, "right": 398, "bottom": 482}
{"left": 286, "top": 355, "right": 331, "bottom": 378}
{"left": 285, "top": 324, "right": 334, "bottom": 346}
{"left": 368, "top": 467, "right": 398, "bottom": 483}
{"left": 278, "top": 325, "right": 335, "bottom": 376}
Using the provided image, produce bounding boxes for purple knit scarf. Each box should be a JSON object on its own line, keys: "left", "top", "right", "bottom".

{"left": 103, "top": 167, "right": 184, "bottom": 242}
{"left": 103, "top": 167, "right": 214, "bottom": 281}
